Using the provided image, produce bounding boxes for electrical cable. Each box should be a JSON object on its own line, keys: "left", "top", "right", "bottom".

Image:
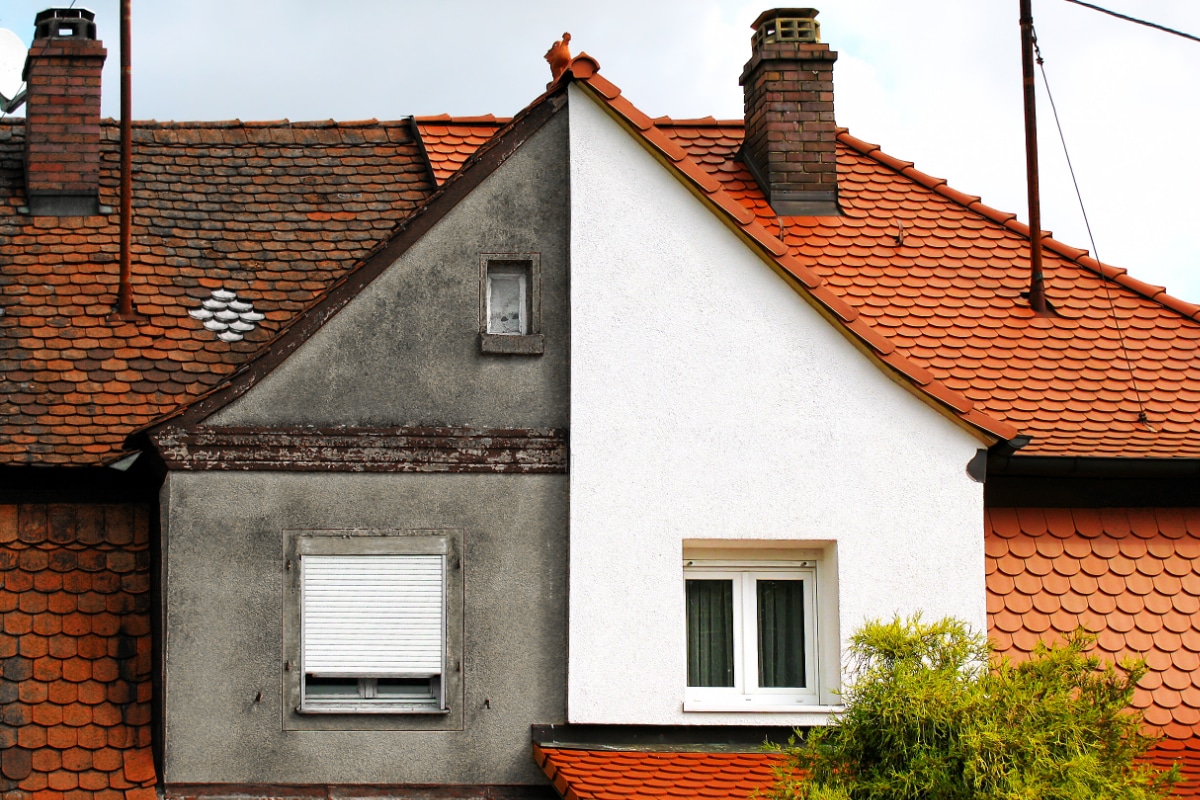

{"left": 1033, "top": 27, "right": 1151, "bottom": 427}
{"left": 1062, "top": 0, "right": 1200, "bottom": 44}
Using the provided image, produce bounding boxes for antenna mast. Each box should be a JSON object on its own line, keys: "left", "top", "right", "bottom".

{"left": 1020, "top": 0, "right": 1049, "bottom": 314}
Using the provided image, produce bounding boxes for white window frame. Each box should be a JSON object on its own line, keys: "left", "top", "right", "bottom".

{"left": 684, "top": 559, "right": 820, "bottom": 709}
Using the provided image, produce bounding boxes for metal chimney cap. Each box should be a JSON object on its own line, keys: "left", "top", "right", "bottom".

{"left": 33, "top": 7, "right": 98, "bottom": 41}
{"left": 750, "top": 8, "right": 821, "bottom": 44}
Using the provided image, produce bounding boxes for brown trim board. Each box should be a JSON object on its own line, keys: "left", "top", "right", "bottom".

{"left": 150, "top": 426, "right": 568, "bottom": 473}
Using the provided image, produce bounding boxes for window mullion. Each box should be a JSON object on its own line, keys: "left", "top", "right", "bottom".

{"left": 740, "top": 575, "right": 758, "bottom": 694}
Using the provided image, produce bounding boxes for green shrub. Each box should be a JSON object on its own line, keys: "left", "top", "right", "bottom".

{"left": 762, "top": 616, "right": 1178, "bottom": 800}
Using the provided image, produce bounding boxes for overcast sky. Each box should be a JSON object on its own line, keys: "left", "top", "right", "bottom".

{"left": 2, "top": 1, "right": 1198, "bottom": 304}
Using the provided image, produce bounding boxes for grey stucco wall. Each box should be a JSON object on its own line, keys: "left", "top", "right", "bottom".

{"left": 161, "top": 110, "right": 570, "bottom": 785}
{"left": 210, "top": 110, "right": 570, "bottom": 429}
{"left": 162, "top": 472, "right": 566, "bottom": 784}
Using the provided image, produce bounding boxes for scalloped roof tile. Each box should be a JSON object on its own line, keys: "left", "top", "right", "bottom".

{"left": 415, "top": 115, "right": 508, "bottom": 185}
{"left": 534, "top": 745, "right": 781, "bottom": 800}
{"left": 0, "top": 503, "right": 156, "bottom": 800}
{"left": 7, "top": 58, "right": 1200, "bottom": 462}
{"left": 562, "top": 59, "right": 1200, "bottom": 458}
{"left": 0, "top": 119, "right": 434, "bottom": 466}
{"left": 988, "top": 508, "right": 1200, "bottom": 740}
{"left": 533, "top": 742, "right": 1200, "bottom": 798}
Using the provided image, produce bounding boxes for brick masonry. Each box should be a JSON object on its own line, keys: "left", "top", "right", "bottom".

{"left": 740, "top": 34, "right": 839, "bottom": 208}
{"left": 22, "top": 38, "right": 108, "bottom": 200}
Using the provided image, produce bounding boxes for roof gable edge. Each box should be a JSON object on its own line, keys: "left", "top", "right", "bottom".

{"left": 569, "top": 77, "right": 1017, "bottom": 445}
{"left": 128, "top": 90, "right": 569, "bottom": 444}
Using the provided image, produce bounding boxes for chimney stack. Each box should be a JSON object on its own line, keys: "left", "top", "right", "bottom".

{"left": 740, "top": 8, "right": 839, "bottom": 216}
{"left": 22, "top": 8, "right": 107, "bottom": 216}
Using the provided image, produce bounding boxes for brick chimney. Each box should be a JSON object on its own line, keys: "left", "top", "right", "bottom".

{"left": 22, "top": 8, "right": 107, "bottom": 216}
{"left": 740, "top": 8, "right": 839, "bottom": 216}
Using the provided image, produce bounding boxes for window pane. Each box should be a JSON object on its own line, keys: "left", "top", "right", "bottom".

{"left": 686, "top": 579, "right": 734, "bottom": 687}
{"left": 488, "top": 272, "right": 525, "bottom": 334}
{"left": 757, "top": 579, "right": 805, "bottom": 688}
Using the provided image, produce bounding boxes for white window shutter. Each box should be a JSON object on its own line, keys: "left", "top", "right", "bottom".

{"left": 302, "top": 554, "right": 444, "bottom": 677}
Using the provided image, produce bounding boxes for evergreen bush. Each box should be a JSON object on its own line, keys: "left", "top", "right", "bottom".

{"left": 762, "top": 615, "right": 1178, "bottom": 800}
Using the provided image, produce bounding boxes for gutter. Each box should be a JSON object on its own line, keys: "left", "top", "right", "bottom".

{"left": 989, "top": 454, "right": 1200, "bottom": 479}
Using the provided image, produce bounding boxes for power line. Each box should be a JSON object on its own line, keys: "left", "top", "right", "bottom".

{"left": 1032, "top": 26, "right": 1151, "bottom": 424}
{"left": 1062, "top": 0, "right": 1200, "bottom": 44}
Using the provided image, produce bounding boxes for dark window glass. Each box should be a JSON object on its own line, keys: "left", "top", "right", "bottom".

{"left": 757, "top": 579, "right": 805, "bottom": 688}
{"left": 686, "top": 579, "right": 734, "bottom": 687}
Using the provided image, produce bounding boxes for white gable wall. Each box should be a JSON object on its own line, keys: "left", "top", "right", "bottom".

{"left": 566, "top": 84, "right": 987, "bottom": 725}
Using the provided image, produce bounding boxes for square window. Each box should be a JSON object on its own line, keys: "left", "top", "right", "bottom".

{"left": 283, "top": 530, "right": 463, "bottom": 730}
{"left": 301, "top": 553, "right": 445, "bottom": 713}
{"left": 479, "top": 254, "right": 543, "bottom": 354}
{"left": 684, "top": 560, "right": 819, "bottom": 707}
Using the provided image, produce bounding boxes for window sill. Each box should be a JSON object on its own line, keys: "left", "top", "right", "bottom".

{"left": 683, "top": 701, "right": 842, "bottom": 714}
{"left": 480, "top": 332, "right": 544, "bottom": 354}
{"left": 297, "top": 704, "right": 450, "bottom": 715}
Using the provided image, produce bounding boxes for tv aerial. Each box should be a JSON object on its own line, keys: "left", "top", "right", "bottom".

{"left": 0, "top": 26, "right": 28, "bottom": 113}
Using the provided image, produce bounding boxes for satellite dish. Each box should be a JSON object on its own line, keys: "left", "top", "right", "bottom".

{"left": 0, "top": 27, "right": 28, "bottom": 113}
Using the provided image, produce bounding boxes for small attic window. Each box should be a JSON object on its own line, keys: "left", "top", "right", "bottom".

{"left": 487, "top": 265, "right": 528, "bottom": 335}
{"left": 479, "top": 254, "right": 543, "bottom": 355}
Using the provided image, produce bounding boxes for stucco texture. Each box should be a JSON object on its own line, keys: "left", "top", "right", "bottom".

{"left": 211, "top": 111, "right": 570, "bottom": 430}
{"left": 162, "top": 471, "right": 567, "bottom": 785}
{"left": 160, "top": 110, "right": 570, "bottom": 785}
{"left": 565, "top": 84, "right": 986, "bottom": 726}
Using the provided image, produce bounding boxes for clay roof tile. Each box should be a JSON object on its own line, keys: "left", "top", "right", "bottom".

{"left": 989, "top": 508, "right": 1200, "bottom": 737}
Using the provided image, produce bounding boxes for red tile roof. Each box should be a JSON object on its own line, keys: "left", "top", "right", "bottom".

{"left": 559, "top": 58, "right": 1016, "bottom": 444}
{"left": 0, "top": 119, "right": 434, "bottom": 466}
{"left": 561, "top": 58, "right": 1200, "bottom": 458}
{"left": 415, "top": 115, "right": 508, "bottom": 185}
{"left": 0, "top": 503, "right": 156, "bottom": 800}
{"left": 534, "top": 743, "right": 1200, "bottom": 799}
{"left": 1149, "top": 738, "right": 1200, "bottom": 797}
{"left": 5, "top": 58, "right": 1200, "bottom": 463}
{"left": 987, "top": 508, "right": 1200, "bottom": 738}
{"left": 533, "top": 745, "right": 781, "bottom": 800}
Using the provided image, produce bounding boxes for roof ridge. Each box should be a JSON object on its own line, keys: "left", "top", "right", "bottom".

{"left": 414, "top": 114, "right": 511, "bottom": 124}
{"left": 92, "top": 118, "right": 414, "bottom": 128}
{"left": 837, "top": 130, "right": 1200, "bottom": 324}
{"left": 652, "top": 116, "right": 743, "bottom": 127}
{"left": 570, "top": 68, "right": 1017, "bottom": 444}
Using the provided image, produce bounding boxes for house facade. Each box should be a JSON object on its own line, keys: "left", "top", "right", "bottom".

{"left": 2, "top": 6, "right": 1199, "bottom": 800}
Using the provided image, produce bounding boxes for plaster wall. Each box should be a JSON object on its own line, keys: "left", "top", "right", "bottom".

{"left": 212, "top": 111, "right": 569, "bottom": 429}
{"left": 161, "top": 471, "right": 567, "bottom": 785}
{"left": 161, "top": 111, "right": 570, "bottom": 785}
{"left": 565, "top": 85, "right": 987, "bottom": 726}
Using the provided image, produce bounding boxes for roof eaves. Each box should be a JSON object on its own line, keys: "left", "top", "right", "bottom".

{"left": 571, "top": 67, "right": 1018, "bottom": 445}
{"left": 838, "top": 130, "right": 1200, "bottom": 324}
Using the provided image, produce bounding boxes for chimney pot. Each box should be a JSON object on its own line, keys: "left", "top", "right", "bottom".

{"left": 33, "top": 8, "right": 99, "bottom": 41}
{"left": 740, "top": 8, "right": 840, "bottom": 216}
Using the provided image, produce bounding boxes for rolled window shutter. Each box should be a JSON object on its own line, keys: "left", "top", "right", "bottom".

{"left": 303, "top": 554, "right": 444, "bottom": 677}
